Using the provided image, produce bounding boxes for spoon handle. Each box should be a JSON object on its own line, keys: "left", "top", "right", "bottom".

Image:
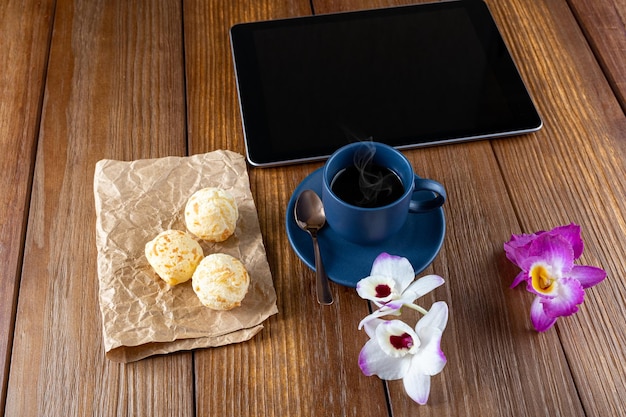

{"left": 311, "top": 233, "right": 333, "bottom": 305}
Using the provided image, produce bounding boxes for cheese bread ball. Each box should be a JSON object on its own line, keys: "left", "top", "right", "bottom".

{"left": 185, "top": 187, "right": 238, "bottom": 242}
{"left": 145, "top": 230, "right": 204, "bottom": 286}
{"left": 192, "top": 253, "right": 250, "bottom": 310}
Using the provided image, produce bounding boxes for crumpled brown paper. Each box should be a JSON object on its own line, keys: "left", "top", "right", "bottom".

{"left": 94, "top": 150, "right": 278, "bottom": 362}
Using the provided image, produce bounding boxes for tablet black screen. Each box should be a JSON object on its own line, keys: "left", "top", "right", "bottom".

{"left": 231, "top": 0, "right": 541, "bottom": 166}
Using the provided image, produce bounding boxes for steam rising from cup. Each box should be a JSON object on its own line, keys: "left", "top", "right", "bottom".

{"left": 351, "top": 142, "right": 399, "bottom": 207}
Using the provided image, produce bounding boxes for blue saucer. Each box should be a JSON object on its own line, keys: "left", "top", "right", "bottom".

{"left": 286, "top": 168, "right": 445, "bottom": 287}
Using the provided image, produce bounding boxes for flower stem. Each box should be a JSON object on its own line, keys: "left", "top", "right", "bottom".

{"left": 405, "top": 303, "right": 429, "bottom": 316}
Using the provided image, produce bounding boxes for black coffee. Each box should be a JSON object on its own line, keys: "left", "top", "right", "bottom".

{"left": 331, "top": 163, "right": 404, "bottom": 208}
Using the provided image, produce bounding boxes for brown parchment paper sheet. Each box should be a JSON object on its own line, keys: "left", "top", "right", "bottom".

{"left": 94, "top": 151, "right": 278, "bottom": 362}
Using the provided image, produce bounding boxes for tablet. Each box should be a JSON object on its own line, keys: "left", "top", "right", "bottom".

{"left": 230, "top": 0, "right": 542, "bottom": 167}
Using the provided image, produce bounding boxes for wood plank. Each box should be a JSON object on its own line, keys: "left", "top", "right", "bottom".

{"left": 0, "top": 0, "right": 55, "bottom": 411}
{"left": 183, "top": 1, "right": 392, "bottom": 415}
{"left": 490, "top": 0, "right": 626, "bottom": 416}
{"left": 567, "top": 0, "right": 626, "bottom": 111}
{"left": 5, "top": 0, "right": 193, "bottom": 416}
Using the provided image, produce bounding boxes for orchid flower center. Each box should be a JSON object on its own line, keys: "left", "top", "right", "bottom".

{"left": 530, "top": 264, "right": 555, "bottom": 294}
{"left": 375, "top": 284, "right": 392, "bottom": 298}
{"left": 390, "top": 332, "right": 414, "bottom": 350}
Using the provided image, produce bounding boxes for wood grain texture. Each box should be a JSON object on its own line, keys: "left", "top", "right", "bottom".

{"left": 352, "top": 141, "right": 581, "bottom": 416}
{"left": 184, "top": 1, "right": 389, "bottom": 415}
{"left": 491, "top": 0, "right": 626, "bottom": 416}
{"left": 3, "top": 0, "right": 626, "bottom": 415}
{"left": 567, "top": 0, "right": 626, "bottom": 111}
{"left": 310, "top": 1, "right": 586, "bottom": 415}
{"left": 5, "top": 0, "right": 192, "bottom": 416}
{"left": 0, "top": 0, "right": 55, "bottom": 411}
{"left": 184, "top": 0, "right": 313, "bottom": 155}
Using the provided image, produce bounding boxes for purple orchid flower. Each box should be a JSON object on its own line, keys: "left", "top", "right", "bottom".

{"left": 504, "top": 224, "right": 606, "bottom": 331}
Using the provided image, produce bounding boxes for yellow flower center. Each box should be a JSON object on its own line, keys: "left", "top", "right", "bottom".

{"left": 531, "top": 264, "right": 555, "bottom": 294}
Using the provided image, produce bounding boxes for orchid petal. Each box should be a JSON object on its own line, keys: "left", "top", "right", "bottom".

{"left": 549, "top": 223, "right": 583, "bottom": 259}
{"left": 541, "top": 278, "right": 584, "bottom": 318}
{"left": 530, "top": 296, "right": 558, "bottom": 332}
{"left": 402, "top": 275, "right": 445, "bottom": 301}
{"left": 356, "top": 275, "right": 398, "bottom": 305}
{"left": 504, "top": 232, "right": 537, "bottom": 267}
{"left": 511, "top": 271, "right": 528, "bottom": 288}
{"left": 402, "top": 367, "right": 431, "bottom": 405}
{"left": 383, "top": 300, "right": 406, "bottom": 311}
{"left": 524, "top": 234, "right": 574, "bottom": 275}
{"left": 360, "top": 316, "right": 384, "bottom": 338}
{"left": 413, "top": 327, "right": 447, "bottom": 375}
{"left": 370, "top": 253, "right": 416, "bottom": 293}
{"left": 504, "top": 223, "right": 582, "bottom": 266}
{"left": 358, "top": 339, "right": 410, "bottom": 380}
{"left": 358, "top": 308, "right": 400, "bottom": 333}
{"left": 416, "top": 301, "right": 449, "bottom": 334}
{"left": 569, "top": 265, "right": 606, "bottom": 288}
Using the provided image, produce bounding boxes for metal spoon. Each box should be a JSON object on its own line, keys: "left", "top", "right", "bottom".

{"left": 294, "top": 189, "right": 333, "bottom": 305}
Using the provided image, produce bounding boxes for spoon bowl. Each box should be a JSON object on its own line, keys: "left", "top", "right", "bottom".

{"left": 294, "top": 189, "right": 333, "bottom": 305}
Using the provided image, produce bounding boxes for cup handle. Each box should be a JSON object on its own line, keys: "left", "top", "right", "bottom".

{"left": 408, "top": 175, "right": 446, "bottom": 213}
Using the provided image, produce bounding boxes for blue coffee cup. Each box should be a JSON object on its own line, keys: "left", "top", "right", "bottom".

{"left": 322, "top": 142, "right": 446, "bottom": 244}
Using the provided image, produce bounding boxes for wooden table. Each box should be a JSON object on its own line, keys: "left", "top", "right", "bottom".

{"left": 2, "top": 0, "right": 625, "bottom": 415}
